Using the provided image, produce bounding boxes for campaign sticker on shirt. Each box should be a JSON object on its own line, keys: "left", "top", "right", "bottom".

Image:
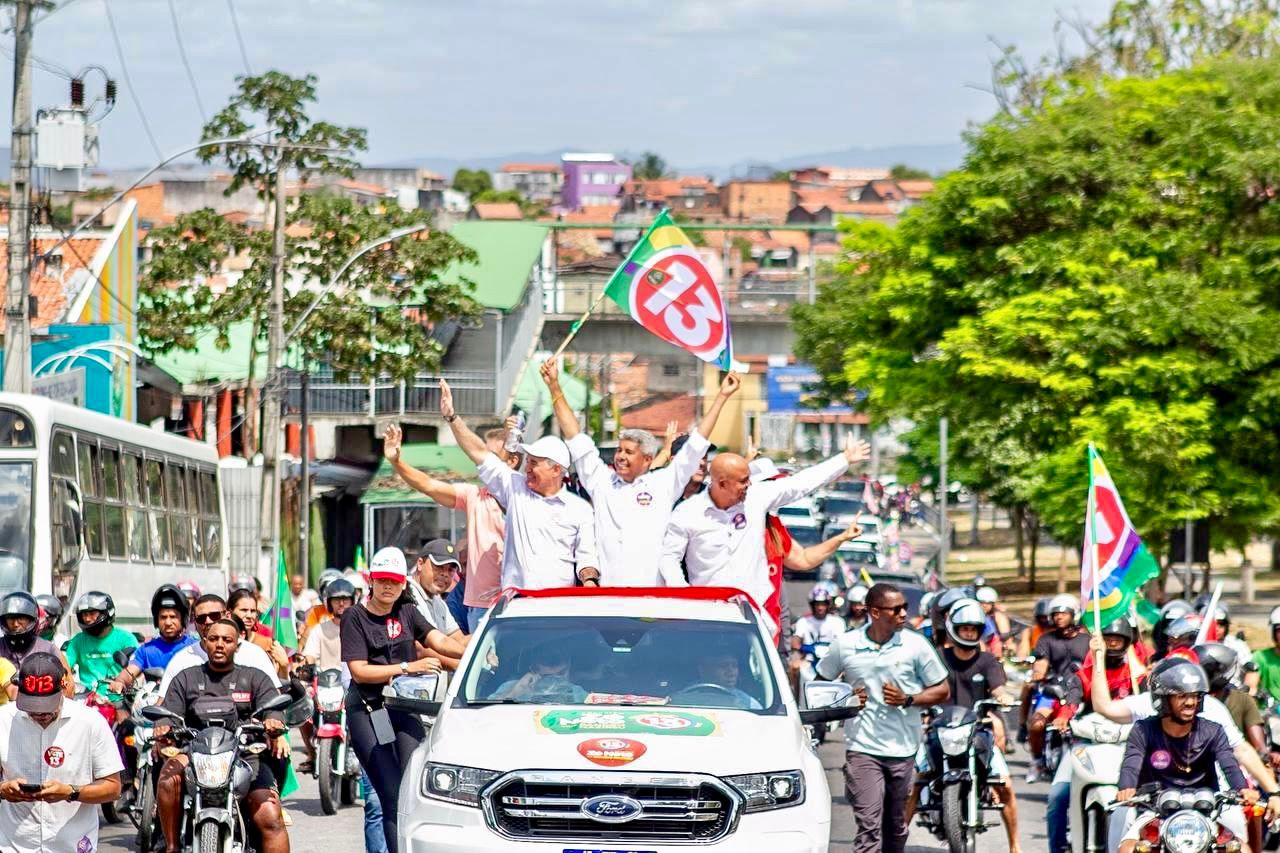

{"left": 385, "top": 618, "right": 404, "bottom": 640}
{"left": 635, "top": 491, "right": 654, "bottom": 507}
{"left": 232, "top": 691, "right": 252, "bottom": 703}
{"left": 76, "top": 837, "right": 93, "bottom": 853}
{"left": 1150, "top": 749, "right": 1171, "bottom": 770}
{"left": 44, "top": 746, "right": 66, "bottom": 767}
{"left": 731, "top": 512, "right": 747, "bottom": 530}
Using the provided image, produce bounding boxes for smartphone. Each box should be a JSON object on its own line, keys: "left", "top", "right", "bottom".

{"left": 18, "top": 782, "right": 42, "bottom": 794}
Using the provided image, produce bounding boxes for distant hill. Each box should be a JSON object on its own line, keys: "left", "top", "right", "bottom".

{"left": 385, "top": 141, "right": 966, "bottom": 181}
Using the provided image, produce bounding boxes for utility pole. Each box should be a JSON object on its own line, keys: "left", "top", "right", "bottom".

{"left": 299, "top": 369, "right": 309, "bottom": 583}
{"left": 938, "top": 416, "right": 949, "bottom": 579}
{"left": 259, "top": 147, "right": 288, "bottom": 576}
{"left": 4, "top": 0, "right": 34, "bottom": 393}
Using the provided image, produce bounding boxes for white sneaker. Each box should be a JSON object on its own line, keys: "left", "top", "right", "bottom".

{"left": 1025, "top": 763, "right": 1043, "bottom": 784}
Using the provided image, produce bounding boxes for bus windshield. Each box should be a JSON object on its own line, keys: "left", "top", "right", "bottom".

{"left": 0, "top": 462, "right": 32, "bottom": 593}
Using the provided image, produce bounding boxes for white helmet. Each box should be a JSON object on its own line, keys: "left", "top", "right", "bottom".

{"left": 1047, "top": 593, "right": 1079, "bottom": 618}
{"left": 848, "top": 584, "right": 869, "bottom": 606}
{"left": 345, "top": 570, "right": 369, "bottom": 601}
{"left": 1269, "top": 605, "right": 1280, "bottom": 629}
{"left": 946, "top": 599, "right": 987, "bottom": 648}
{"left": 975, "top": 586, "right": 999, "bottom": 605}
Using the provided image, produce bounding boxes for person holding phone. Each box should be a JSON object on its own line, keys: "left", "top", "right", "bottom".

{"left": 0, "top": 652, "right": 123, "bottom": 853}
{"left": 342, "top": 547, "right": 445, "bottom": 852}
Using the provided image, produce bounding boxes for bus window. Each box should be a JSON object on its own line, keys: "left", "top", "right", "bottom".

{"left": 101, "top": 448, "right": 121, "bottom": 501}
{"left": 0, "top": 409, "right": 33, "bottom": 448}
{"left": 76, "top": 442, "right": 100, "bottom": 498}
{"left": 51, "top": 432, "right": 76, "bottom": 478}
{"left": 76, "top": 442, "right": 104, "bottom": 558}
{"left": 199, "top": 471, "right": 220, "bottom": 567}
{"left": 50, "top": 478, "right": 82, "bottom": 575}
{"left": 104, "top": 505, "right": 126, "bottom": 559}
{"left": 122, "top": 453, "right": 143, "bottom": 506}
{"left": 203, "top": 519, "right": 221, "bottom": 566}
{"left": 127, "top": 509, "right": 149, "bottom": 562}
{"left": 166, "top": 463, "right": 190, "bottom": 562}
{"left": 183, "top": 468, "right": 202, "bottom": 563}
{"left": 145, "top": 460, "right": 165, "bottom": 509}
{"left": 0, "top": 462, "right": 31, "bottom": 591}
{"left": 148, "top": 512, "right": 170, "bottom": 563}
{"left": 101, "top": 447, "right": 126, "bottom": 559}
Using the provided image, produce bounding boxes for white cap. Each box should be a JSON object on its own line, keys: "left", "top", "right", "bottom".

{"left": 369, "top": 547, "right": 408, "bottom": 582}
{"left": 749, "top": 458, "right": 780, "bottom": 483}
{"left": 976, "top": 586, "right": 999, "bottom": 604}
{"left": 519, "top": 436, "right": 570, "bottom": 469}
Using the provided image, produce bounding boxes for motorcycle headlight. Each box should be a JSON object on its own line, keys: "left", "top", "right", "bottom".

{"left": 1161, "top": 811, "right": 1214, "bottom": 853}
{"left": 316, "top": 685, "right": 344, "bottom": 712}
{"left": 937, "top": 725, "right": 972, "bottom": 757}
{"left": 725, "top": 771, "right": 805, "bottom": 813}
{"left": 422, "top": 763, "right": 500, "bottom": 807}
{"left": 190, "top": 752, "right": 235, "bottom": 789}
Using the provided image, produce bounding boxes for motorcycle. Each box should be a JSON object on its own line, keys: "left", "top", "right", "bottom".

{"left": 126, "top": 666, "right": 167, "bottom": 851}
{"left": 1066, "top": 713, "right": 1131, "bottom": 853}
{"left": 1107, "top": 785, "right": 1253, "bottom": 853}
{"left": 141, "top": 692, "right": 292, "bottom": 853}
{"left": 73, "top": 646, "right": 137, "bottom": 826}
{"left": 915, "top": 697, "right": 1010, "bottom": 853}
{"left": 796, "top": 640, "right": 834, "bottom": 743}
{"left": 312, "top": 667, "right": 360, "bottom": 815}
{"left": 1036, "top": 675, "right": 1072, "bottom": 775}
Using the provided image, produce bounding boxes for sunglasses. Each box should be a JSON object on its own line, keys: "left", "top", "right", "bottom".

{"left": 194, "top": 612, "right": 225, "bottom": 624}
{"left": 873, "top": 604, "right": 908, "bottom": 615}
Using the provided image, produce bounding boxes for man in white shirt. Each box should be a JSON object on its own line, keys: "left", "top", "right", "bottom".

{"left": 442, "top": 379, "right": 600, "bottom": 590}
{"left": 661, "top": 435, "right": 871, "bottom": 618}
{"left": 0, "top": 652, "right": 123, "bottom": 853}
{"left": 158, "top": 594, "right": 281, "bottom": 696}
{"left": 543, "top": 362, "right": 741, "bottom": 586}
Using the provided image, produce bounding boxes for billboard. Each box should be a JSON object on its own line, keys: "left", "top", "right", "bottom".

{"left": 765, "top": 364, "right": 859, "bottom": 413}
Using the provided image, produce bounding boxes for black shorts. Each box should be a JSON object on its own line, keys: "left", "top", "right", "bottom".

{"left": 246, "top": 759, "right": 278, "bottom": 794}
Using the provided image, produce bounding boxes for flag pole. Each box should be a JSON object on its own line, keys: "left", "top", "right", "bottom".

{"left": 1195, "top": 581, "right": 1224, "bottom": 646}
{"left": 551, "top": 292, "right": 608, "bottom": 359}
{"left": 1087, "top": 444, "right": 1103, "bottom": 633}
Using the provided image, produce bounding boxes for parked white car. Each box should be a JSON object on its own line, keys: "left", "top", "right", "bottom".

{"left": 392, "top": 587, "right": 859, "bottom": 852}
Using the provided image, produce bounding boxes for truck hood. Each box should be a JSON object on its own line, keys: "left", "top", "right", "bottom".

{"left": 427, "top": 704, "right": 811, "bottom": 776}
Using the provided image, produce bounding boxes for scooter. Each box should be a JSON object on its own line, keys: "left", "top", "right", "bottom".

{"left": 141, "top": 693, "right": 292, "bottom": 853}
{"left": 1066, "top": 712, "right": 1130, "bottom": 853}
{"left": 915, "top": 697, "right": 1009, "bottom": 853}
{"left": 312, "top": 667, "right": 360, "bottom": 815}
{"left": 1106, "top": 785, "right": 1254, "bottom": 853}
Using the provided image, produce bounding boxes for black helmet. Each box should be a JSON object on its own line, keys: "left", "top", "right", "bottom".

{"left": 74, "top": 591, "right": 116, "bottom": 636}
{"left": 1033, "top": 597, "right": 1051, "bottom": 620}
{"left": 323, "top": 578, "right": 356, "bottom": 613}
{"left": 0, "top": 592, "right": 40, "bottom": 651}
{"left": 1193, "top": 643, "right": 1238, "bottom": 693}
{"left": 150, "top": 584, "right": 189, "bottom": 628}
{"left": 35, "top": 594, "right": 63, "bottom": 630}
{"left": 932, "top": 588, "right": 967, "bottom": 620}
{"left": 1099, "top": 618, "right": 1135, "bottom": 667}
{"left": 1149, "top": 657, "right": 1209, "bottom": 715}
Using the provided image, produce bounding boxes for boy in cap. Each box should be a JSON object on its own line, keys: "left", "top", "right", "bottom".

{"left": 0, "top": 652, "right": 123, "bottom": 853}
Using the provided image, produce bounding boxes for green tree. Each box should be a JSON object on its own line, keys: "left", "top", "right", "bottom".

{"left": 140, "top": 72, "right": 482, "bottom": 383}
{"left": 632, "top": 152, "right": 673, "bottom": 181}
{"left": 794, "top": 56, "right": 1280, "bottom": 555}
{"left": 889, "top": 164, "right": 931, "bottom": 181}
{"left": 452, "top": 168, "right": 492, "bottom": 198}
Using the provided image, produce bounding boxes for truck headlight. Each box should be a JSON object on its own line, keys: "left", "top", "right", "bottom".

{"left": 422, "top": 762, "right": 500, "bottom": 807}
{"left": 725, "top": 771, "right": 805, "bottom": 813}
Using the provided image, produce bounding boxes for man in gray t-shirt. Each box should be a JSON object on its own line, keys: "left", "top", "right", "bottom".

{"left": 408, "top": 540, "right": 468, "bottom": 665}
{"left": 817, "top": 583, "right": 950, "bottom": 853}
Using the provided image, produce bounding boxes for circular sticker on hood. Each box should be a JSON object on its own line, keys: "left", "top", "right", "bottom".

{"left": 577, "top": 737, "right": 648, "bottom": 767}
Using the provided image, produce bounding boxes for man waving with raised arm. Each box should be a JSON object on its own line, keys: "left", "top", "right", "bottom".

{"left": 662, "top": 434, "right": 872, "bottom": 631}
{"left": 542, "top": 361, "right": 740, "bottom": 586}
{"left": 440, "top": 379, "right": 600, "bottom": 591}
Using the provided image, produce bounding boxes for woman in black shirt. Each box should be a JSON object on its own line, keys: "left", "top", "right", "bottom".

{"left": 341, "top": 547, "right": 441, "bottom": 851}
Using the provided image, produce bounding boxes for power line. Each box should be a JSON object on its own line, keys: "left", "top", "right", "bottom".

{"left": 101, "top": 0, "right": 163, "bottom": 161}
{"left": 225, "top": 0, "right": 252, "bottom": 76}
{"left": 165, "top": 0, "right": 205, "bottom": 121}
{"left": 0, "top": 43, "right": 73, "bottom": 79}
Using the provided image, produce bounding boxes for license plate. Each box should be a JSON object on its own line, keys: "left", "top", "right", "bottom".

{"left": 563, "top": 849, "right": 658, "bottom": 853}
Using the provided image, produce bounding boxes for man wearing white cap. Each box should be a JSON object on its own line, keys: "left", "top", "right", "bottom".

{"left": 442, "top": 380, "right": 599, "bottom": 590}
{"left": 542, "top": 361, "right": 741, "bottom": 586}
{"left": 661, "top": 436, "right": 872, "bottom": 632}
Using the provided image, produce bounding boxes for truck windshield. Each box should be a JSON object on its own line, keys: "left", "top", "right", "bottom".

{"left": 0, "top": 462, "right": 32, "bottom": 594}
{"left": 461, "top": 615, "right": 782, "bottom": 714}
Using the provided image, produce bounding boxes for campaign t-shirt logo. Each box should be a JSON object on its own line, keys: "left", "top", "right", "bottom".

{"left": 731, "top": 512, "right": 747, "bottom": 530}
{"left": 76, "top": 837, "right": 93, "bottom": 853}
{"left": 44, "top": 746, "right": 66, "bottom": 767}
{"left": 635, "top": 491, "right": 654, "bottom": 507}
{"left": 1150, "top": 749, "right": 1171, "bottom": 770}
{"left": 231, "top": 691, "right": 252, "bottom": 704}
{"left": 385, "top": 618, "right": 404, "bottom": 640}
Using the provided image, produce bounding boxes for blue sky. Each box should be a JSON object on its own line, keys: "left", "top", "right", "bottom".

{"left": 7, "top": 0, "right": 1113, "bottom": 169}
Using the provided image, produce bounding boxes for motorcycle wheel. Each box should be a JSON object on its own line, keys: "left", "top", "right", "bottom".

{"left": 941, "top": 784, "right": 975, "bottom": 853}
{"left": 101, "top": 798, "right": 124, "bottom": 825}
{"left": 1044, "top": 738, "right": 1062, "bottom": 774}
{"left": 317, "top": 738, "right": 340, "bottom": 815}
{"left": 197, "top": 819, "right": 223, "bottom": 853}
{"left": 340, "top": 773, "right": 358, "bottom": 806}
{"left": 137, "top": 775, "right": 159, "bottom": 851}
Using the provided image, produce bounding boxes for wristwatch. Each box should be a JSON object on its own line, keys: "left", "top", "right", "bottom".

{"left": 903, "top": 695, "right": 915, "bottom": 708}
{"left": 399, "top": 661, "right": 410, "bottom": 675}
{"left": 444, "top": 414, "right": 458, "bottom": 423}
{"left": 67, "top": 785, "right": 80, "bottom": 803}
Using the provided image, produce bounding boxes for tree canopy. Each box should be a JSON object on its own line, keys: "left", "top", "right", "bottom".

{"left": 451, "top": 168, "right": 492, "bottom": 199}
{"left": 794, "top": 55, "right": 1280, "bottom": 552}
{"left": 632, "top": 152, "right": 673, "bottom": 181}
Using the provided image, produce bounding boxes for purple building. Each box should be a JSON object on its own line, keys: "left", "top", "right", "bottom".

{"left": 560, "top": 153, "right": 631, "bottom": 210}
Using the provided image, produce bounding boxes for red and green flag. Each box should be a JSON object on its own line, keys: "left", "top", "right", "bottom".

{"left": 1080, "top": 445, "right": 1161, "bottom": 630}
{"left": 602, "top": 209, "right": 736, "bottom": 370}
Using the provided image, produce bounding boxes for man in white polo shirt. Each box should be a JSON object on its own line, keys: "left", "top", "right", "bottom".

{"left": 0, "top": 652, "right": 123, "bottom": 853}
{"left": 442, "top": 380, "right": 599, "bottom": 590}
{"left": 543, "top": 362, "right": 741, "bottom": 586}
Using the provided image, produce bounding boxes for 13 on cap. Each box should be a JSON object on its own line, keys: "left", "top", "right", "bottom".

{"left": 518, "top": 436, "right": 570, "bottom": 469}
{"left": 422, "top": 538, "right": 461, "bottom": 568}
{"left": 369, "top": 546, "right": 408, "bottom": 582}
{"left": 16, "top": 651, "right": 65, "bottom": 714}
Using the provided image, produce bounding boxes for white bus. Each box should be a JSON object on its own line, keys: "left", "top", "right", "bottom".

{"left": 0, "top": 394, "right": 227, "bottom": 631}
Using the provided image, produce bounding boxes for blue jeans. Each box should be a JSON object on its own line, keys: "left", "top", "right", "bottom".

{"left": 1046, "top": 780, "right": 1069, "bottom": 853}
{"left": 467, "top": 605, "right": 490, "bottom": 633}
{"left": 361, "top": 770, "right": 388, "bottom": 853}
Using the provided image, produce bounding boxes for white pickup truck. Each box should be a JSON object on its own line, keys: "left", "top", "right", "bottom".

{"left": 390, "top": 586, "right": 861, "bottom": 853}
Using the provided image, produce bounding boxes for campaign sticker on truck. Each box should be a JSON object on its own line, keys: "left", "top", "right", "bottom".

{"left": 577, "top": 737, "right": 648, "bottom": 767}
{"left": 537, "top": 709, "right": 718, "bottom": 736}
{"left": 562, "top": 849, "right": 657, "bottom": 853}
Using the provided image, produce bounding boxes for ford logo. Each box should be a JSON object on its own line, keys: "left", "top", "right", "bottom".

{"left": 580, "top": 794, "right": 644, "bottom": 823}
